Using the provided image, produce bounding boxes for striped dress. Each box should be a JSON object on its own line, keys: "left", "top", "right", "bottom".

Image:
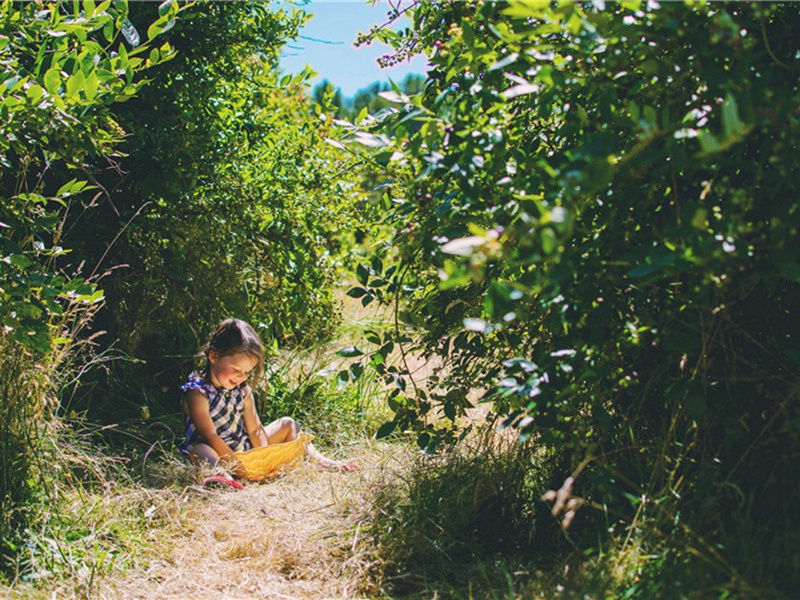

{"left": 180, "top": 371, "right": 252, "bottom": 452}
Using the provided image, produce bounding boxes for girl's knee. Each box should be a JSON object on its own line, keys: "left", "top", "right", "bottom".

{"left": 263, "top": 416, "right": 300, "bottom": 443}
{"left": 188, "top": 443, "right": 219, "bottom": 466}
{"left": 279, "top": 416, "right": 300, "bottom": 434}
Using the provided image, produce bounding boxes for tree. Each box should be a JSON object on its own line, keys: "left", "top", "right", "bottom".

{"left": 312, "top": 78, "right": 344, "bottom": 114}
{"left": 0, "top": 0, "right": 176, "bottom": 354}
{"left": 63, "top": 2, "right": 367, "bottom": 418}
{"left": 341, "top": 1, "right": 800, "bottom": 593}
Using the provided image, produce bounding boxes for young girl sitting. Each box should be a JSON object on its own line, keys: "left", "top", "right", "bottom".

{"left": 180, "top": 318, "right": 357, "bottom": 474}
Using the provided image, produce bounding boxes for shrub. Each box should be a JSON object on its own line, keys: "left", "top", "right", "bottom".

{"left": 343, "top": 1, "right": 800, "bottom": 595}
{"left": 369, "top": 434, "right": 558, "bottom": 596}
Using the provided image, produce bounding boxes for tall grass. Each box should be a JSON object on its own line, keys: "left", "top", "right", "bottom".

{"left": 260, "top": 346, "right": 386, "bottom": 443}
{"left": 0, "top": 338, "right": 54, "bottom": 571}
{"left": 251, "top": 291, "right": 393, "bottom": 449}
{"left": 365, "top": 431, "right": 567, "bottom": 597}
{"left": 0, "top": 292, "right": 119, "bottom": 583}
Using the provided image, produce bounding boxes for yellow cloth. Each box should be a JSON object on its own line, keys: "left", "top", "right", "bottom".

{"left": 234, "top": 433, "right": 313, "bottom": 481}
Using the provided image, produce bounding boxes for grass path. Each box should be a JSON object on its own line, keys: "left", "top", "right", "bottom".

{"left": 90, "top": 444, "right": 393, "bottom": 600}
{"left": 86, "top": 298, "right": 401, "bottom": 599}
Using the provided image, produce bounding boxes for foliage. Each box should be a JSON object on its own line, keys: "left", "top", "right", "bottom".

{"left": 62, "top": 1, "right": 368, "bottom": 420}
{"left": 260, "top": 346, "right": 384, "bottom": 447}
{"left": 0, "top": 340, "right": 52, "bottom": 568}
{"left": 2, "top": 418, "right": 193, "bottom": 592}
{"left": 0, "top": 0, "right": 176, "bottom": 354}
{"left": 312, "top": 73, "right": 426, "bottom": 121}
{"left": 369, "top": 434, "right": 563, "bottom": 597}
{"left": 339, "top": 1, "right": 800, "bottom": 595}
{"left": 0, "top": 0, "right": 176, "bottom": 572}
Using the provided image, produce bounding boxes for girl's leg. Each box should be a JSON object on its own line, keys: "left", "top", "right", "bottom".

{"left": 187, "top": 442, "right": 219, "bottom": 467}
{"left": 188, "top": 443, "right": 243, "bottom": 481}
{"left": 262, "top": 416, "right": 300, "bottom": 444}
{"left": 261, "top": 417, "right": 357, "bottom": 472}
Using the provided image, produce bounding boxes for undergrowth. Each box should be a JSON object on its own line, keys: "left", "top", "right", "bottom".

{"left": 0, "top": 340, "right": 53, "bottom": 571}
{"left": 361, "top": 424, "right": 792, "bottom": 599}
{"left": 8, "top": 288, "right": 792, "bottom": 598}
{"left": 364, "top": 432, "right": 564, "bottom": 597}
{"left": 0, "top": 420, "right": 193, "bottom": 597}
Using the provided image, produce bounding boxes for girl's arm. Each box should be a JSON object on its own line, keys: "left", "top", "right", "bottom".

{"left": 184, "top": 389, "right": 236, "bottom": 458}
{"left": 243, "top": 392, "right": 269, "bottom": 448}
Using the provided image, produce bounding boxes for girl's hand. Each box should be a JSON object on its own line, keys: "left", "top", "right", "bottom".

{"left": 218, "top": 453, "right": 245, "bottom": 478}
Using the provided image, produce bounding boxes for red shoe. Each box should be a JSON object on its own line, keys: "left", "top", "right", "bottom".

{"left": 202, "top": 475, "right": 244, "bottom": 490}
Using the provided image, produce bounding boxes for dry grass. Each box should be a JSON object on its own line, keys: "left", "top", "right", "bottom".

{"left": 50, "top": 441, "right": 407, "bottom": 600}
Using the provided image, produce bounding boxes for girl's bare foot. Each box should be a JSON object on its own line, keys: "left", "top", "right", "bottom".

{"left": 316, "top": 458, "right": 358, "bottom": 473}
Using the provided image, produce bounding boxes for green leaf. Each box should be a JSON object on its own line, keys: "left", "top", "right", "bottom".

{"left": 147, "top": 16, "right": 172, "bottom": 41}
{"left": 121, "top": 18, "right": 140, "bottom": 46}
{"left": 349, "top": 362, "right": 363, "bottom": 381}
{"left": 66, "top": 70, "right": 85, "bottom": 99}
{"left": 43, "top": 68, "right": 61, "bottom": 95}
{"left": 6, "top": 254, "right": 33, "bottom": 269}
{"left": 25, "top": 84, "right": 43, "bottom": 103}
{"left": 376, "top": 420, "right": 396, "bottom": 439}
{"left": 364, "top": 330, "right": 381, "bottom": 345}
{"left": 721, "top": 93, "right": 744, "bottom": 139}
{"left": 697, "top": 131, "right": 721, "bottom": 155}
{"left": 540, "top": 228, "right": 557, "bottom": 254}
{"left": 416, "top": 431, "right": 431, "bottom": 449}
{"left": 102, "top": 18, "right": 115, "bottom": 42}
{"left": 356, "top": 263, "right": 369, "bottom": 285}
{"left": 691, "top": 208, "right": 708, "bottom": 230}
{"left": 158, "top": 0, "right": 177, "bottom": 17}
{"left": 336, "top": 369, "right": 349, "bottom": 390}
{"left": 346, "top": 286, "right": 366, "bottom": 298}
{"left": 83, "top": 70, "right": 98, "bottom": 100}
{"left": 56, "top": 178, "right": 89, "bottom": 197}
{"left": 370, "top": 255, "right": 383, "bottom": 275}
{"left": 643, "top": 105, "right": 657, "bottom": 125}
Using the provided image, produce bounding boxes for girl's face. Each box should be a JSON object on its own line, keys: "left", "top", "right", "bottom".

{"left": 208, "top": 351, "right": 258, "bottom": 390}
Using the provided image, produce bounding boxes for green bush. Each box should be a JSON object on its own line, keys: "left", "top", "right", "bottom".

{"left": 0, "top": 340, "right": 51, "bottom": 566}
{"left": 342, "top": 1, "right": 800, "bottom": 595}
{"left": 0, "top": 0, "right": 175, "bottom": 572}
{"left": 60, "top": 1, "right": 368, "bottom": 424}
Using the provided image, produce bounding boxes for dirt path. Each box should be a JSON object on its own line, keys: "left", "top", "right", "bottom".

{"left": 92, "top": 445, "right": 394, "bottom": 600}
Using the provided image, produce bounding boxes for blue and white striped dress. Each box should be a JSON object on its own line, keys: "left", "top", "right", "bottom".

{"left": 180, "top": 371, "right": 252, "bottom": 452}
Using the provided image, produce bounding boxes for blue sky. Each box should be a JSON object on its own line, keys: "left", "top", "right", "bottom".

{"left": 279, "top": 0, "right": 428, "bottom": 97}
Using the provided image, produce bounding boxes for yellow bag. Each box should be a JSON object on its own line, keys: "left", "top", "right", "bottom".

{"left": 234, "top": 433, "right": 313, "bottom": 481}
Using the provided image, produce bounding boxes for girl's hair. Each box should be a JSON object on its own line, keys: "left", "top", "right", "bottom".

{"left": 198, "top": 318, "right": 264, "bottom": 380}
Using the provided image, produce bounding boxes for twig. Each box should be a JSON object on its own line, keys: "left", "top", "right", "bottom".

{"left": 90, "top": 200, "right": 152, "bottom": 278}
{"left": 351, "top": 522, "right": 361, "bottom": 552}
{"left": 761, "top": 22, "right": 790, "bottom": 70}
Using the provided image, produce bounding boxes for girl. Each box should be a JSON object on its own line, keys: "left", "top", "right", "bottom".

{"left": 181, "top": 318, "right": 357, "bottom": 474}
